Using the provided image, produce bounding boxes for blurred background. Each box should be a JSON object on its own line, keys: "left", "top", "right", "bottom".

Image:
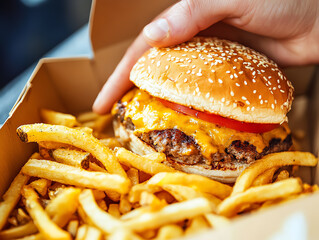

{"left": 0, "top": 0, "right": 92, "bottom": 90}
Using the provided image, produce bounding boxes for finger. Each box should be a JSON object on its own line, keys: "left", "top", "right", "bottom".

{"left": 142, "top": 0, "right": 242, "bottom": 47}
{"left": 93, "top": 34, "right": 150, "bottom": 114}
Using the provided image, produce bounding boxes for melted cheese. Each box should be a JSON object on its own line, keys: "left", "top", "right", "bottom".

{"left": 118, "top": 89, "right": 290, "bottom": 159}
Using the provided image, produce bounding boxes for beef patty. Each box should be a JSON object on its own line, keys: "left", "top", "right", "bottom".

{"left": 114, "top": 101, "right": 292, "bottom": 167}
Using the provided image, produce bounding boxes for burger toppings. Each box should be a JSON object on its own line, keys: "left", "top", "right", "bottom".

{"left": 113, "top": 89, "right": 292, "bottom": 167}
{"left": 158, "top": 99, "right": 279, "bottom": 133}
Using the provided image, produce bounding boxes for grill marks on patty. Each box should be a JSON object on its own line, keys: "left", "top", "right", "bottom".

{"left": 114, "top": 101, "right": 292, "bottom": 166}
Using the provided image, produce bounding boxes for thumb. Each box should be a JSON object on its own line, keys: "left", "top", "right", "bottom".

{"left": 142, "top": 0, "right": 241, "bottom": 47}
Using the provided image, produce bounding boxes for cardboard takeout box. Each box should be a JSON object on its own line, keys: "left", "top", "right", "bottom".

{"left": 1, "top": 0, "right": 318, "bottom": 239}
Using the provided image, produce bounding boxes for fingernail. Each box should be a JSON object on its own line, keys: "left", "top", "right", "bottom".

{"left": 143, "top": 18, "right": 169, "bottom": 41}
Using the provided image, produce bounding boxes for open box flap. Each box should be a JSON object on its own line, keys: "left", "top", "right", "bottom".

{"left": 89, "top": 0, "right": 176, "bottom": 85}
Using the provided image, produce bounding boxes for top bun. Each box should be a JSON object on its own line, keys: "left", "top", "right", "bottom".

{"left": 130, "top": 37, "right": 294, "bottom": 124}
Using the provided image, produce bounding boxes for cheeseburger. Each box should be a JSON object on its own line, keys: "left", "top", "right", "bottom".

{"left": 112, "top": 37, "right": 294, "bottom": 183}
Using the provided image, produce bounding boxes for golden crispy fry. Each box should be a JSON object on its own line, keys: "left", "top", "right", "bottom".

{"left": 142, "top": 152, "right": 167, "bottom": 163}
{"left": 185, "top": 216, "right": 210, "bottom": 236}
{"left": 17, "top": 124, "right": 126, "bottom": 177}
{"left": 129, "top": 183, "right": 162, "bottom": 203}
{"left": 82, "top": 226, "right": 102, "bottom": 240}
{"left": 119, "top": 195, "right": 132, "bottom": 214}
{"left": 45, "top": 188, "right": 81, "bottom": 227}
{"left": 218, "top": 178, "right": 303, "bottom": 217}
{"left": 120, "top": 207, "right": 150, "bottom": 221}
{"left": 92, "top": 114, "right": 113, "bottom": 132}
{"left": 0, "top": 173, "right": 29, "bottom": 230}
{"left": 29, "top": 179, "right": 51, "bottom": 197}
{"left": 108, "top": 204, "right": 121, "bottom": 218}
{"left": 22, "top": 186, "right": 71, "bottom": 240}
{"left": 0, "top": 221, "right": 37, "bottom": 239}
{"left": 91, "top": 190, "right": 106, "bottom": 201}
{"left": 232, "top": 152, "right": 318, "bottom": 195}
{"left": 15, "top": 234, "right": 44, "bottom": 240}
{"left": 204, "top": 213, "right": 230, "bottom": 228}
{"left": 127, "top": 168, "right": 139, "bottom": 185}
{"left": 76, "top": 112, "right": 99, "bottom": 123}
{"left": 66, "top": 220, "right": 79, "bottom": 238}
{"left": 79, "top": 189, "right": 123, "bottom": 234}
{"left": 99, "top": 138, "right": 123, "bottom": 149}
{"left": 139, "top": 192, "right": 167, "bottom": 210}
{"left": 161, "top": 184, "right": 221, "bottom": 212}
{"left": 40, "top": 109, "right": 78, "bottom": 128}
{"left": 123, "top": 198, "right": 213, "bottom": 232}
{"left": 107, "top": 229, "right": 143, "bottom": 240}
{"left": 116, "top": 148, "right": 176, "bottom": 175}
{"left": 22, "top": 159, "right": 130, "bottom": 194}
{"left": 105, "top": 190, "right": 121, "bottom": 202}
{"left": 38, "top": 141, "right": 74, "bottom": 150}
{"left": 73, "top": 127, "right": 93, "bottom": 135}
{"left": 51, "top": 148, "right": 90, "bottom": 169}
{"left": 252, "top": 167, "right": 278, "bottom": 187}
{"left": 147, "top": 172, "right": 232, "bottom": 199}
{"left": 89, "top": 162, "right": 107, "bottom": 172}
{"left": 155, "top": 224, "right": 184, "bottom": 240}
{"left": 275, "top": 170, "right": 290, "bottom": 182}
{"left": 97, "top": 199, "right": 107, "bottom": 211}
{"left": 75, "top": 224, "right": 88, "bottom": 240}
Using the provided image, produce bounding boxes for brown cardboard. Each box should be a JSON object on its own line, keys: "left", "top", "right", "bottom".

{"left": 0, "top": 0, "right": 318, "bottom": 238}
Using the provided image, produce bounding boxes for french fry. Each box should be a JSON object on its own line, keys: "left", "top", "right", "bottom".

{"left": 161, "top": 184, "right": 221, "bottom": 212}
{"left": 40, "top": 109, "right": 78, "bottom": 128}
{"left": 218, "top": 178, "right": 303, "bottom": 217}
{"left": 251, "top": 167, "right": 278, "bottom": 187}
{"left": 129, "top": 183, "right": 162, "bottom": 203}
{"left": 142, "top": 152, "right": 167, "bottom": 163}
{"left": 15, "top": 234, "right": 44, "bottom": 240}
{"left": 67, "top": 220, "right": 79, "bottom": 238}
{"left": 76, "top": 112, "right": 99, "bottom": 123}
{"left": 91, "top": 114, "right": 113, "bottom": 132}
{"left": 139, "top": 192, "right": 167, "bottom": 210}
{"left": 0, "top": 173, "right": 29, "bottom": 230}
{"left": 204, "top": 213, "right": 230, "bottom": 228}
{"left": 232, "top": 152, "right": 318, "bottom": 195}
{"left": 17, "top": 124, "right": 127, "bottom": 177}
{"left": 22, "top": 186, "right": 71, "bottom": 240}
{"left": 120, "top": 207, "right": 150, "bottom": 221}
{"left": 75, "top": 224, "right": 88, "bottom": 240}
{"left": 147, "top": 172, "right": 232, "bottom": 199}
{"left": 123, "top": 198, "right": 213, "bottom": 232}
{"left": 91, "top": 190, "right": 106, "bottom": 201}
{"left": 185, "top": 216, "right": 210, "bottom": 235}
{"left": 155, "top": 224, "right": 184, "bottom": 240}
{"left": 0, "top": 221, "right": 38, "bottom": 239}
{"left": 116, "top": 147, "right": 176, "bottom": 175}
{"left": 119, "top": 195, "right": 132, "bottom": 214}
{"left": 45, "top": 188, "right": 81, "bottom": 227}
{"left": 22, "top": 159, "right": 130, "bottom": 194}
{"left": 108, "top": 204, "right": 121, "bottom": 218}
{"left": 82, "top": 226, "right": 102, "bottom": 240}
{"left": 127, "top": 168, "right": 139, "bottom": 185}
{"left": 79, "top": 189, "right": 123, "bottom": 234}
{"left": 74, "top": 127, "right": 93, "bottom": 135}
{"left": 51, "top": 148, "right": 90, "bottom": 169}
{"left": 107, "top": 229, "right": 143, "bottom": 240}
{"left": 29, "top": 179, "right": 51, "bottom": 197}
{"left": 99, "top": 138, "right": 123, "bottom": 149}
{"left": 105, "top": 190, "right": 121, "bottom": 202}
{"left": 275, "top": 170, "right": 290, "bottom": 182}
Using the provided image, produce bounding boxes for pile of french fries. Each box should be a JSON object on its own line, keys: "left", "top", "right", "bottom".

{"left": 0, "top": 109, "right": 318, "bottom": 240}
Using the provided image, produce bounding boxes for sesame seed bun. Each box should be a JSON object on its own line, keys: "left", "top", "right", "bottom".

{"left": 130, "top": 37, "right": 294, "bottom": 124}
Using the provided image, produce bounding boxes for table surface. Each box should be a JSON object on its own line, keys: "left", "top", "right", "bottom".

{"left": 0, "top": 24, "right": 92, "bottom": 125}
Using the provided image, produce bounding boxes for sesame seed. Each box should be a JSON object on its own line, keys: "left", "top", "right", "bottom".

{"left": 218, "top": 79, "right": 223, "bottom": 84}
{"left": 260, "top": 100, "right": 263, "bottom": 104}
{"left": 271, "top": 104, "right": 275, "bottom": 109}
{"left": 253, "top": 90, "right": 257, "bottom": 94}
{"left": 206, "top": 93, "right": 210, "bottom": 98}
{"left": 236, "top": 83, "right": 240, "bottom": 87}
{"left": 226, "top": 71, "right": 231, "bottom": 74}
{"left": 211, "top": 69, "right": 215, "bottom": 73}
{"left": 184, "top": 78, "right": 188, "bottom": 82}
{"left": 230, "top": 91, "right": 234, "bottom": 96}
{"left": 196, "top": 72, "right": 203, "bottom": 76}
{"left": 242, "top": 96, "right": 247, "bottom": 101}
{"left": 221, "top": 98, "right": 225, "bottom": 102}
{"left": 208, "top": 78, "right": 214, "bottom": 83}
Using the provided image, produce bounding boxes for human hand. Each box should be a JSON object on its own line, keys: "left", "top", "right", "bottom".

{"left": 93, "top": 0, "right": 319, "bottom": 114}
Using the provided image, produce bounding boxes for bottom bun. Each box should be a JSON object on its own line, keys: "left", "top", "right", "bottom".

{"left": 114, "top": 121, "right": 248, "bottom": 183}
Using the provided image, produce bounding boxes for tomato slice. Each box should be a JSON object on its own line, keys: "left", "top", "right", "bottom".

{"left": 158, "top": 99, "right": 279, "bottom": 133}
